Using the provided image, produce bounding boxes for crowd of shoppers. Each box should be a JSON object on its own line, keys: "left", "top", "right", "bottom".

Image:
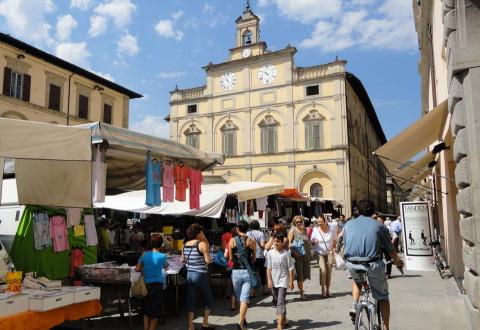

{"left": 132, "top": 200, "right": 402, "bottom": 330}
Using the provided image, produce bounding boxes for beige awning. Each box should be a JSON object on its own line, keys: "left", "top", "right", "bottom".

{"left": 391, "top": 152, "right": 435, "bottom": 188}
{"left": 399, "top": 171, "right": 430, "bottom": 191}
{"left": 374, "top": 100, "right": 448, "bottom": 173}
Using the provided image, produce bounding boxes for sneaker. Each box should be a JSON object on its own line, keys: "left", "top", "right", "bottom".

{"left": 349, "top": 302, "right": 357, "bottom": 320}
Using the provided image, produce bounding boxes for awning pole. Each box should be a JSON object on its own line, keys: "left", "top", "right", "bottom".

{"left": 373, "top": 153, "right": 456, "bottom": 182}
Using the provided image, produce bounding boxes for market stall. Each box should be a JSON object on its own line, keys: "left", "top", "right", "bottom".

{"left": 0, "top": 118, "right": 224, "bottom": 327}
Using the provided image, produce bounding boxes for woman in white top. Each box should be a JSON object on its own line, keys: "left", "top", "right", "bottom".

{"left": 310, "top": 215, "right": 337, "bottom": 298}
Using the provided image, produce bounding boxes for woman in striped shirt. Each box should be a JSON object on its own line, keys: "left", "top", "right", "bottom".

{"left": 182, "top": 223, "right": 215, "bottom": 330}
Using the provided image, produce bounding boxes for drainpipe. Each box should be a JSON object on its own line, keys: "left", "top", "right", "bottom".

{"left": 66, "top": 72, "right": 75, "bottom": 126}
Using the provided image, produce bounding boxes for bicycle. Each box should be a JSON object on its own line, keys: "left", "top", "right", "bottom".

{"left": 353, "top": 270, "right": 382, "bottom": 330}
{"left": 429, "top": 240, "right": 452, "bottom": 279}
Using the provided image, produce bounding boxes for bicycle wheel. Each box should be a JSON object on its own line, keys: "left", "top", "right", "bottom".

{"left": 355, "top": 304, "right": 372, "bottom": 330}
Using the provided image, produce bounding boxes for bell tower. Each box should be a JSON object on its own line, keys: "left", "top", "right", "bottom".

{"left": 230, "top": 1, "right": 267, "bottom": 60}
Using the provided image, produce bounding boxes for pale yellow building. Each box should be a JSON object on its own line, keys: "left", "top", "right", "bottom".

{"left": 0, "top": 32, "right": 142, "bottom": 127}
{"left": 168, "top": 7, "right": 387, "bottom": 214}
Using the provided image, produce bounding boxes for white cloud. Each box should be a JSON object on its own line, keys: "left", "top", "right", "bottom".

{"left": 91, "top": 70, "right": 115, "bottom": 81}
{"left": 171, "top": 10, "right": 184, "bottom": 20}
{"left": 262, "top": 0, "right": 417, "bottom": 53}
{"left": 157, "top": 71, "right": 187, "bottom": 79}
{"left": 203, "top": 4, "right": 214, "bottom": 14}
{"left": 70, "top": 0, "right": 90, "bottom": 10}
{"left": 117, "top": 33, "right": 139, "bottom": 56}
{"left": 131, "top": 116, "right": 171, "bottom": 139}
{"left": 55, "top": 41, "right": 91, "bottom": 68}
{"left": 155, "top": 19, "right": 184, "bottom": 41}
{"left": 0, "top": 0, "right": 55, "bottom": 47}
{"left": 56, "top": 14, "right": 77, "bottom": 41}
{"left": 89, "top": 15, "right": 107, "bottom": 37}
{"left": 94, "top": 0, "right": 136, "bottom": 29}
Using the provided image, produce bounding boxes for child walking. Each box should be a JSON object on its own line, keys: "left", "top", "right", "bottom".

{"left": 266, "top": 232, "right": 295, "bottom": 330}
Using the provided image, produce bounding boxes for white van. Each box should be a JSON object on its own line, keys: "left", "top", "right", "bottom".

{"left": 0, "top": 178, "right": 23, "bottom": 253}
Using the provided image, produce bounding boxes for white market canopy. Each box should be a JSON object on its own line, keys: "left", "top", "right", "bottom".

{"left": 94, "top": 182, "right": 284, "bottom": 219}
{"left": 0, "top": 118, "right": 224, "bottom": 208}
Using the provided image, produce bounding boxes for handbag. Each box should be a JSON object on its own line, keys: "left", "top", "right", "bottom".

{"left": 214, "top": 249, "right": 228, "bottom": 267}
{"left": 335, "top": 252, "right": 346, "bottom": 270}
{"left": 131, "top": 274, "right": 148, "bottom": 299}
{"left": 235, "top": 236, "right": 260, "bottom": 289}
{"left": 179, "top": 241, "right": 199, "bottom": 278}
{"left": 291, "top": 231, "right": 306, "bottom": 257}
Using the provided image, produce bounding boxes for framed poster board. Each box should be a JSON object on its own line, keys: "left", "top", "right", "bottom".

{"left": 401, "top": 202, "right": 433, "bottom": 257}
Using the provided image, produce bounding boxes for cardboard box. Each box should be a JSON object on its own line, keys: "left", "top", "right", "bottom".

{"left": 26, "top": 290, "right": 74, "bottom": 311}
{"left": 0, "top": 293, "right": 29, "bottom": 317}
{"left": 59, "top": 286, "right": 100, "bottom": 303}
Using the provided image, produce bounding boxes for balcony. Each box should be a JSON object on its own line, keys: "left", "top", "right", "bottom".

{"left": 170, "top": 86, "right": 206, "bottom": 103}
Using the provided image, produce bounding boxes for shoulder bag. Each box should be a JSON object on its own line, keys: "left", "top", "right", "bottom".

{"left": 318, "top": 229, "right": 336, "bottom": 267}
{"left": 235, "top": 236, "right": 260, "bottom": 289}
{"left": 179, "top": 241, "right": 199, "bottom": 278}
{"left": 131, "top": 274, "right": 148, "bottom": 299}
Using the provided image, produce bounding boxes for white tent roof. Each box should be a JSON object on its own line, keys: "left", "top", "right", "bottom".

{"left": 94, "top": 182, "right": 284, "bottom": 218}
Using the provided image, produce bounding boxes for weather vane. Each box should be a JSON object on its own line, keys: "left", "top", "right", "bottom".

{"left": 246, "top": 0, "right": 251, "bottom": 10}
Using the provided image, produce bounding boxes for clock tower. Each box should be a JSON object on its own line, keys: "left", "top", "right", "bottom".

{"left": 230, "top": 2, "right": 267, "bottom": 60}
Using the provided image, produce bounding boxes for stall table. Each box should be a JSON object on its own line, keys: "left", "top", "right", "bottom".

{"left": 0, "top": 300, "right": 101, "bottom": 330}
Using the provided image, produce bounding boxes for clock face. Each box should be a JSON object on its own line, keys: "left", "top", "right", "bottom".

{"left": 258, "top": 65, "right": 277, "bottom": 84}
{"left": 242, "top": 48, "right": 252, "bottom": 58}
{"left": 220, "top": 72, "right": 237, "bottom": 91}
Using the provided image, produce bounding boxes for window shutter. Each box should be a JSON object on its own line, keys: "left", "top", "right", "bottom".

{"left": 103, "top": 104, "right": 112, "bottom": 124}
{"left": 49, "top": 84, "right": 61, "bottom": 111}
{"left": 261, "top": 128, "right": 267, "bottom": 153}
{"left": 319, "top": 121, "right": 324, "bottom": 149}
{"left": 22, "top": 74, "right": 31, "bottom": 102}
{"left": 232, "top": 131, "right": 237, "bottom": 155}
{"left": 3, "top": 67, "right": 11, "bottom": 96}
{"left": 78, "top": 95, "right": 89, "bottom": 119}
{"left": 228, "top": 132, "right": 235, "bottom": 156}
{"left": 222, "top": 132, "right": 227, "bottom": 155}
{"left": 273, "top": 127, "right": 278, "bottom": 152}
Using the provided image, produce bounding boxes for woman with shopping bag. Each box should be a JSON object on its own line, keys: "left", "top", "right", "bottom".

{"left": 310, "top": 215, "right": 337, "bottom": 298}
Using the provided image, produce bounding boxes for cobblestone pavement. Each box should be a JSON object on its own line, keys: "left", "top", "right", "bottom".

{"left": 83, "top": 261, "right": 466, "bottom": 330}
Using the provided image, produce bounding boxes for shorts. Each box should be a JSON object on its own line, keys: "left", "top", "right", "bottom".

{"left": 347, "top": 260, "right": 389, "bottom": 301}
{"left": 186, "top": 271, "right": 213, "bottom": 313}
{"left": 232, "top": 269, "right": 252, "bottom": 303}
{"left": 142, "top": 282, "right": 164, "bottom": 318}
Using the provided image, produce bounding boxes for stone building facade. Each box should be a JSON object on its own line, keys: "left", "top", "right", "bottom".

{"left": 168, "top": 6, "right": 387, "bottom": 214}
{"left": 0, "top": 32, "right": 142, "bottom": 127}
{"left": 414, "top": 0, "right": 480, "bottom": 327}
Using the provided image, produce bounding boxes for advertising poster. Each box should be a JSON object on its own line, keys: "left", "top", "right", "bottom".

{"left": 400, "top": 202, "right": 434, "bottom": 271}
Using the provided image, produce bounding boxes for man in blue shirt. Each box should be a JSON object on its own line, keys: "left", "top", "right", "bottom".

{"left": 343, "top": 200, "right": 403, "bottom": 330}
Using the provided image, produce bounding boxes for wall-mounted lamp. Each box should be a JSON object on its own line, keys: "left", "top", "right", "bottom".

{"left": 428, "top": 160, "right": 437, "bottom": 168}
{"left": 17, "top": 54, "right": 25, "bottom": 60}
{"left": 94, "top": 85, "right": 104, "bottom": 92}
{"left": 432, "top": 142, "right": 449, "bottom": 154}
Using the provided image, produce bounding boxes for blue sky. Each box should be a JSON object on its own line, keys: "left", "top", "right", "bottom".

{"left": 0, "top": 0, "right": 420, "bottom": 140}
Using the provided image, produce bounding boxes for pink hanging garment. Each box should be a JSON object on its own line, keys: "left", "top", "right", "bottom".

{"left": 188, "top": 169, "right": 203, "bottom": 209}
{"left": 67, "top": 208, "right": 82, "bottom": 227}
{"left": 49, "top": 216, "right": 69, "bottom": 252}
{"left": 162, "top": 162, "right": 174, "bottom": 202}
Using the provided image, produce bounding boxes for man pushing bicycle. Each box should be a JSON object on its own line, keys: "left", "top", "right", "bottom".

{"left": 343, "top": 199, "right": 404, "bottom": 330}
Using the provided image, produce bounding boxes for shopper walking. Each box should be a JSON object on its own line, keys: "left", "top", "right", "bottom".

{"left": 311, "top": 215, "right": 337, "bottom": 298}
{"left": 135, "top": 234, "right": 169, "bottom": 330}
{"left": 247, "top": 220, "right": 268, "bottom": 296}
{"left": 229, "top": 220, "right": 256, "bottom": 330}
{"left": 288, "top": 215, "right": 311, "bottom": 300}
{"left": 221, "top": 224, "right": 236, "bottom": 310}
{"left": 183, "top": 224, "right": 215, "bottom": 330}
{"left": 266, "top": 231, "right": 295, "bottom": 330}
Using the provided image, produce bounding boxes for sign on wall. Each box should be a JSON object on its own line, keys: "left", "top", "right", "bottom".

{"left": 400, "top": 201, "right": 435, "bottom": 271}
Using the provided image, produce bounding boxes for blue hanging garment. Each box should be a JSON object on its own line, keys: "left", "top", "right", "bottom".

{"left": 145, "top": 151, "right": 155, "bottom": 206}
{"left": 151, "top": 159, "right": 162, "bottom": 206}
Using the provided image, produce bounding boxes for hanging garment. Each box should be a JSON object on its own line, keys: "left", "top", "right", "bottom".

{"left": 33, "top": 211, "right": 51, "bottom": 250}
{"left": 49, "top": 215, "right": 69, "bottom": 252}
{"left": 70, "top": 248, "right": 84, "bottom": 277}
{"left": 84, "top": 215, "right": 98, "bottom": 246}
{"left": 73, "top": 224, "right": 85, "bottom": 237}
{"left": 0, "top": 158, "right": 4, "bottom": 204}
{"left": 258, "top": 210, "right": 264, "bottom": 219}
{"left": 188, "top": 168, "right": 203, "bottom": 209}
{"left": 92, "top": 145, "right": 106, "bottom": 203}
{"left": 67, "top": 208, "right": 82, "bottom": 227}
{"left": 152, "top": 159, "right": 162, "bottom": 206}
{"left": 145, "top": 151, "right": 154, "bottom": 206}
{"left": 247, "top": 200, "right": 254, "bottom": 217}
{"left": 162, "top": 162, "right": 174, "bottom": 202}
{"left": 226, "top": 209, "right": 237, "bottom": 223}
{"left": 256, "top": 197, "right": 268, "bottom": 211}
{"left": 174, "top": 164, "right": 189, "bottom": 202}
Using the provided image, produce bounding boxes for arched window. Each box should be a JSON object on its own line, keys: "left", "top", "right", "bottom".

{"left": 259, "top": 115, "right": 279, "bottom": 154}
{"left": 184, "top": 124, "right": 201, "bottom": 149}
{"left": 221, "top": 120, "right": 238, "bottom": 156}
{"left": 310, "top": 183, "right": 324, "bottom": 198}
{"left": 303, "top": 110, "right": 324, "bottom": 150}
{"left": 243, "top": 30, "right": 253, "bottom": 45}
